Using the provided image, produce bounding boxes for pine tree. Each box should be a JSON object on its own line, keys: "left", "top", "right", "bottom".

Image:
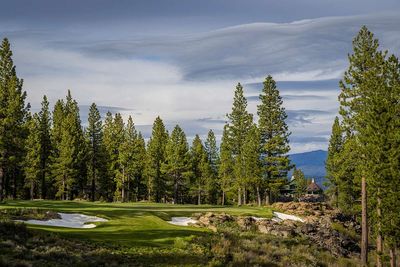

{"left": 338, "top": 26, "right": 388, "bottom": 265}
{"left": 49, "top": 99, "right": 65, "bottom": 198}
{"left": 325, "top": 117, "right": 343, "bottom": 207}
{"left": 86, "top": 103, "right": 104, "bottom": 201}
{"left": 242, "top": 124, "right": 262, "bottom": 206}
{"left": 133, "top": 132, "right": 146, "bottom": 201}
{"left": 205, "top": 130, "right": 219, "bottom": 204}
{"left": 107, "top": 113, "right": 125, "bottom": 201}
{"left": 24, "top": 114, "right": 41, "bottom": 199}
{"left": 162, "top": 125, "right": 191, "bottom": 204}
{"left": 190, "top": 135, "right": 207, "bottom": 204}
{"left": 226, "top": 83, "right": 253, "bottom": 205}
{"left": 101, "top": 111, "right": 114, "bottom": 200}
{"left": 38, "top": 95, "right": 52, "bottom": 199}
{"left": 382, "top": 54, "right": 400, "bottom": 266}
{"left": 117, "top": 116, "right": 138, "bottom": 202}
{"left": 51, "top": 91, "right": 86, "bottom": 200}
{"left": 293, "top": 168, "right": 307, "bottom": 200}
{"left": 218, "top": 125, "right": 234, "bottom": 205}
{"left": 257, "top": 75, "right": 291, "bottom": 205}
{"left": 0, "top": 38, "right": 29, "bottom": 200}
{"left": 145, "top": 116, "right": 168, "bottom": 202}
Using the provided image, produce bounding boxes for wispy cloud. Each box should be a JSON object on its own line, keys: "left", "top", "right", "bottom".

{"left": 5, "top": 12, "right": 400, "bottom": 152}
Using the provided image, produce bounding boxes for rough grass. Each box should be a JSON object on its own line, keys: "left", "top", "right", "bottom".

{"left": 0, "top": 200, "right": 272, "bottom": 247}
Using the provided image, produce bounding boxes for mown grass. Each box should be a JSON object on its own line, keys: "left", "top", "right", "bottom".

{"left": 0, "top": 200, "right": 272, "bottom": 247}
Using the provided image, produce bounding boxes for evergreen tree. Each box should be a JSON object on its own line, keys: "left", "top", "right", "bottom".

{"left": 0, "top": 38, "right": 29, "bottom": 200}
{"left": 257, "top": 75, "right": 291, "bottom": 204}
{"left": 24, "top": 114, "right": 41, "bottom": 199}
{"left": 190, "top": 135, "right": 207, "bottom": 204}
{"left": 338, "top": 26, "right": 389, "bottom": 265}
{"left": 49, "top": 99, "right": 65, "bottom": 198}
{"left": 226, "top": 83, "right": 253, "bottom": 205}
{"left": 205, "top": 130, "right": 219, "bottom": 175}
{"left": 133, "top": 132, "right": 146, "bottom": 201}
{"left": 107, "top": 113, "right": 125, "bottom": 201}
{"left": 204, "top": 130, "right": 219, "bottom": 204}
{"left": 101, "top": 111, "right": 115, "bottom": 200}
{"left": 51, "top": 91, "right": 86, "bottom": 200}
{"left": 293, "top": 168, "right": 307, "bottom": 200}
{"left": 37, "top": 95, "right": 52, "bottom": 199}
{"left": 325, "top": 117, "right": 343, "bottom": 207}
{"left": 117, "top": 116, "right": 138, "bottom": 202}
{"left": 242, "top": 124, "right": 262, "bottom": 206}
{"left": 86, "top": 103, "right": 104, "bottom": 201}
{"left": 218, "top": 125, "right": 234, "bottom": 205}
{"left": 145, "top": 116, "right": 168, "bottom": 202}
{"left": 162, "top": 125, "right": 191, "bottom": 204}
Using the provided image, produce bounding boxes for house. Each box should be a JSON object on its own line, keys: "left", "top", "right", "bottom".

{"left": 306, "top": 178, "right": 323, "bottom": 195}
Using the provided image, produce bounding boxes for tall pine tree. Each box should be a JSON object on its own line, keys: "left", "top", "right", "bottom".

{"left": 218, "top": 125, "right": 234, "bottom": 205}
{"left": 257, "top": 75, "right": 291, "bottom": 204}
{"left": 227, "top": 83, "right": 253, "bottom": 205}
{"left": 205, "top": 130, "right": 219, "bottom": 204}
{"left": 325, "top": 116, "right": 343, "bottom": 207}
{"left": 38, "top": 95, "right": 52, "bottom": 199}
{"left": 86, "top": 103, "right": 105, "bottom": 201}
{"left": 145, "top": 116, "right": 168, "bottom": 202}
{"left": 0, "top": 38, "right": 29, "bottom": 200}
{"left": 162, "top": 125, "right": 191, "bottom": 204}
{"left": 24, "top": 113, "right": 41, "bottom": 200}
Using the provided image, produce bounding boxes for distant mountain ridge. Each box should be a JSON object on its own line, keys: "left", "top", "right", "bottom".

{"left": 288, "top": 150, "right": 328, "bottom": 188}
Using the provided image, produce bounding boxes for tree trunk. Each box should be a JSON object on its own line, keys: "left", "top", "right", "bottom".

{"left": 243, "top": 187, "right": 246, "bottom": 205}
{"left": 30, "top": 180, "right": 34, "bottom": 200}
{"left": 41, "top": 170, "right": 46, "bottom": 199}
{"left": 390, "top": 247, "right": 396, "bottom": 267}
{"left": 12, "top": 171, "right": 17, "bottom": 199}
{"left": 257, "top": 186, "right": 261, "bottom": 207}
{"left": 91, "top": 171, "right": 96, "bottom": 202}
{"left": 222, "top": 191, "right": 225, "bottom": 206}
{"left": 265, "top": 190, "right": 271, "bottom": 205}
{"left": 174, "top": 175, "right": 178, "bottom": 204}
{"left": 121, "top": 167, "right": 125, "bottom": 202}
{"left": 238, "top": 187, "right": 242, "bottom": 206}
{"left": 0, "top": 167, "right": 4, "bottom": 201}
{"left": 361, "top": 176, "right": 368, "bottom": 266}
{"left": 62, "top": 175, "right": 66, "bottom": 201}
{"left": 198, "top": 185, "right": 201, "bottom": 205}
{"left": 376, "top": 193, "right": 382, "bottom": 267}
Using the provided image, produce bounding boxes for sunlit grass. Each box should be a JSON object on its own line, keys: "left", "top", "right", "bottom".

{"left": 0, "top": 200, "right": 272, "bottom": 247}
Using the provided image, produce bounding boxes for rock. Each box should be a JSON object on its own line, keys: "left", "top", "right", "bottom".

{"left": 237, "top": 216, "right": 256, "bottom": 230}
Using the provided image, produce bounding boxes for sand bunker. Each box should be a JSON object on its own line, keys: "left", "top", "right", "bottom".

{"left": 16, "top": 213, "right": 108, "bottom": 228}
{"left": 272, "top": 211, "right": 304, "bottom": 223}
{"left": 168, "top": 217, "right": 198, "bottom": 226}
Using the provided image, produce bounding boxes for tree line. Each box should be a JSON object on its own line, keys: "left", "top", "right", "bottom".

{"left": 325, "top": 26, "right": 400, "bottom": 266}
{"left": 0, "top": 38, "right": 292, "bottom": 206}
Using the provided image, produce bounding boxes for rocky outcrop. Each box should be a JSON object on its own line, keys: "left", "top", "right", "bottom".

{"left": 192, "top": 202, "right": 360, "bottom": 257}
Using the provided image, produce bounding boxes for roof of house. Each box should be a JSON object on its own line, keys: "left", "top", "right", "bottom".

{"left": 307, "top": 179, "right": 322, "bottom": 192}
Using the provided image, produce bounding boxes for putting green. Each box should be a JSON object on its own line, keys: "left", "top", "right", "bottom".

{"left": 0, "top": 200, "right": 272, "bottom": 247}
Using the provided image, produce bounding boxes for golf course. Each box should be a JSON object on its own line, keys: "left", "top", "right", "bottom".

{"left": 0, "top": 200, "right": 272, "bottom": 246}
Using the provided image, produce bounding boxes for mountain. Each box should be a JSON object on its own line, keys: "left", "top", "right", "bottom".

{"left": 289, "top": 150, "right": 328, "bottom": 188}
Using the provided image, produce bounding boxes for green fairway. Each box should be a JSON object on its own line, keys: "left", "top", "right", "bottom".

{"left": 0, "top": 200, "right": 272, "bottom": 247}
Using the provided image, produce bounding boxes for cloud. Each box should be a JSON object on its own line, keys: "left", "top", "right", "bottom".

{"left": 62, "top": 13, "right": 400, "bottom": 82}
{"left": 6, "top": 12, "right": 400, "bottom": 153}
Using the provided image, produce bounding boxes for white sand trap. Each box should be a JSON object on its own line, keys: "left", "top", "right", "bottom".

{"left": 272, "top": 212, "right": 304, "bottom": 223}
{"left": 16, "top": 213, "right": 108, "bottom": 228}
{"left": 168, "top": 217, "right": 197, "bottom": 226}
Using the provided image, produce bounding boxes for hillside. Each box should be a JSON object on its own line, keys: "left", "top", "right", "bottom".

{"left": 289, "top": 150, "right": 328, "bottom": 187}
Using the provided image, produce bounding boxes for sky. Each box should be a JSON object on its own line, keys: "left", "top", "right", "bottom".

{"left": 1, "top": 0, "right": 400, "bottom": 153}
